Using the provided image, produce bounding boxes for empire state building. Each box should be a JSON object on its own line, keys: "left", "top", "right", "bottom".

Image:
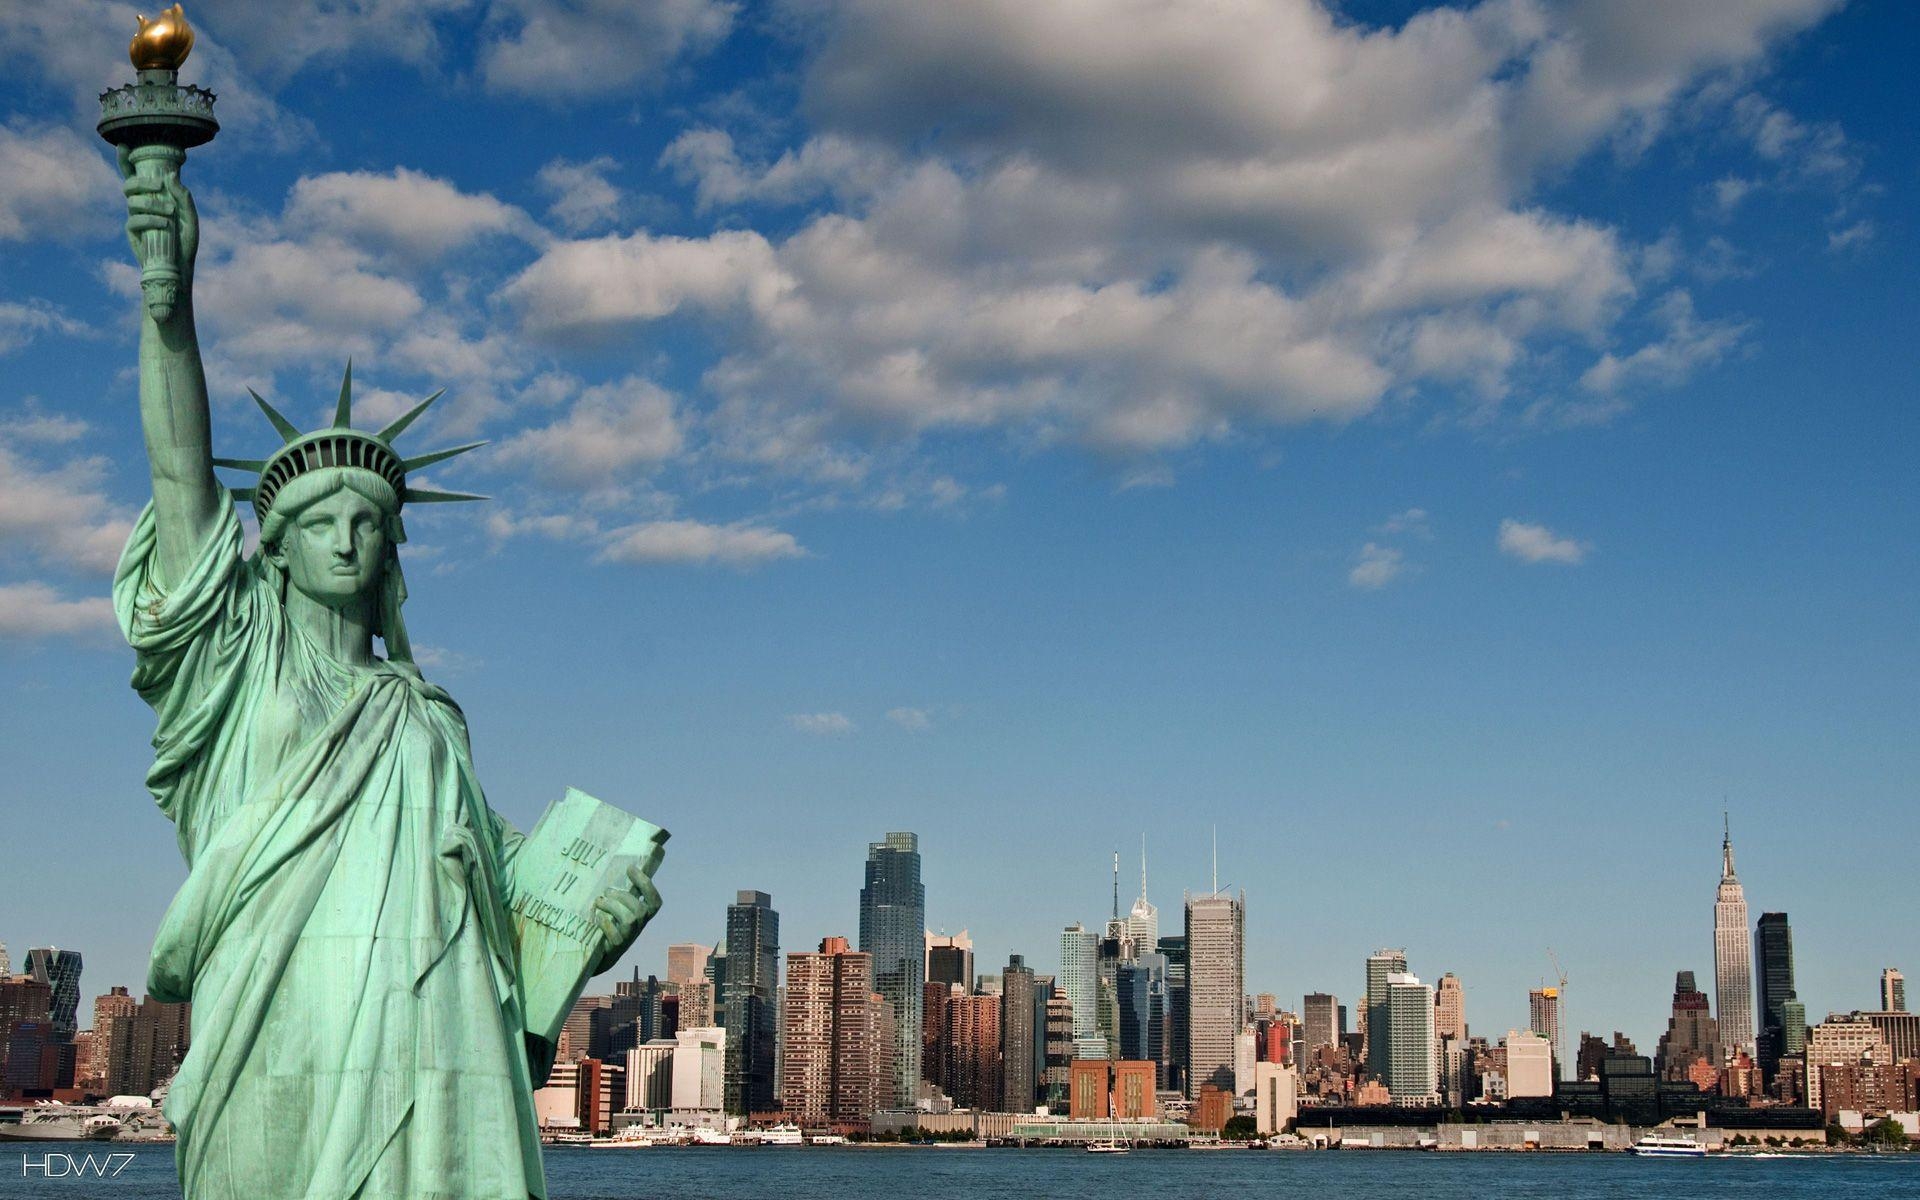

{"left": 1713, "top": 817, "right": 1756, "bottom": 1061}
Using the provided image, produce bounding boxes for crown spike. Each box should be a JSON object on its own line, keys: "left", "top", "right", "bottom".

{"left": 249, "top": 389, "right": 301, "bottom": 444}
{"left": 377, "top": 389, "right": 445, "bottom": 442}
{"left": 402, "top": 487, "right": 488, "bottom": 504}
{"left": 332, "top": 360, "right": 354, "bottom": 429}
{"left": 402, "top": 441, "right": 487, "bottom": 472}
{"left": 211, "top": 457, "right": 267, "bottom": 472}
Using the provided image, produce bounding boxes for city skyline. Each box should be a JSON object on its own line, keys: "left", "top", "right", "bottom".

{"left": 1, "top": 0, "right": 1916, "bottom": 1075}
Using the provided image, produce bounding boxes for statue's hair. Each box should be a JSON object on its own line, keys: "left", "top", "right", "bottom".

{"left": 257, "top": 467, "right": 403, "bottom": 548}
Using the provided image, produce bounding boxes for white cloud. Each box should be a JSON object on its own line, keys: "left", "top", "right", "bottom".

{"left": 886, "top": 706, "right": 932, "bottom": 732}
{"left": 1348, "top": 542, "right": 1406, "bottom": 590}
{"left": 0, "top": 439, "right": 135, "bottom": 576}
{"left": 481, "top": 0, "right": 737, "bottom": 97}
{"left": 284, "top": 168, "right": 530, "bottom": 260}
{"left": 1498, "top": 518, "right": 1589, "bottom": 565}
{"left": 0, "top": 125, "right": 118, "bottom": 242}
{"left": 505, "top": 229, "right": 787, "bottom": 339}
{"left": 1580, "top": 290, "right": 1748, "bottom": 393}
{"left": 0, "top": 301, "right": 88, "bottom": 356}
{"left": 1376, "top": 508, "right": 1431, "bottom": 538}
{"left": 787, "top": 711, "right": 854, "bottom": 736}
{"left": 538, "top": 156, "right": 624, "bottom": 233}
{"left": 0, "top": 582, "right": 116, "bottom": 642}
{"left": 495, "top": 376, "right": 683, "bottom": 486}
{"left": 596, "top": 519, "right": 803, "bottom": 566}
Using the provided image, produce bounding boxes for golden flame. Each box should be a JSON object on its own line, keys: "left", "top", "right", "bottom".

{"left": 130, "top": 4, "right": 195, "bottom": 72}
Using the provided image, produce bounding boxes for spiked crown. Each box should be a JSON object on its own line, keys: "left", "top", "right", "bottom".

{"left": 218, "top": 364, "right": 485, "bottom": 526}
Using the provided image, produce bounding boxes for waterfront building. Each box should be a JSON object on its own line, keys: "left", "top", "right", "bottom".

{"left": 670, "top": 1026, "right": 726, "bottom": 1111}
{"left": 1655, "top": 970, "right": 1720, "bottom": 1082}
{"left": 1067, "top": 1058, "right": 1157, "bottom": 1119}
{"left": 1884, "top": 968, "right": 1907, "bottom": 1013}
{"left": 625, "top": 1039, "right": 676, "bottom": 1111}
{"left": 667, "top": 942, "right": 713, "bottom": 987}
{"left": 1253, "top": 1061, "right": 1298, "bottom": 1135}
{"left": 925, "top": 930, "right": 974, "bottom": 990}
{"left": 1190, "top": 1082, "right": 1231, "bottom": 1132}
{"left": 24, "top": 948, "right": 81, "bottom": 1046}
{"left": 102, "top": 994, "right": 190, "bottom": 1098}
{"left": 1755, "top": 911, "right": 1797, "bottom": 1078}
{"left": 1001, "top": 955, "right": 1037, "bottom": 1113}
{"left": 723, "top": 889, "right": 780, "bottom": 1115}
{"left": 1385, "top": 973, "right": 1437, "bottom": 1105}
{"left": 1528, "top": 986, "right": 1562, "bottom": 1079}
{"left": 1439, "top": 1035, "right": 1470, "bottom": 1106}
{"left": 1859, "top": 1009, "right": 1920, "bottom": 1063}
{"left": 1059, "top": 923, "right": 1099, "bottom": 1046}
{"left": 1042, "top": 993, "right": 1074, "bottom": 1108}
{"left": 1234, "top": 1025, "right": 1257, "bottom": 1096}
{"left": 1158, "top": 934, "right": 1189, "bottom": 1093}
{"left": 945, "top": 992, "right": 1003, "bottom": 1111}
{"left": 782, "top": 936, "right": 882, "bottom": 1127}
{"left": 1303, "top": 992, "right": 1339, "bottom": 1058}
{"left": 1505, "top": 1030, "right": 1553, "bottom": 1098}
{"left": 88, "top": 987, "right": 137, "bottom": 1087}
{"left": 1364, "top": 949, "right": 1408, "bottom": 1082}
{"left": 1805, "top": 1015, "right": 1890, "bottom": 1110}
{"left": 860, "top": 832, "right": 925, "bottom": 1106}
{"left": 1434, "top": 973, "right": 1465, "bottom": 1044}
{"left": 1184, "top": 890, "right": 1245, "bottom": 1096}
{"left": 1713, "top": 818, "right": 1756, "bottom": 1061}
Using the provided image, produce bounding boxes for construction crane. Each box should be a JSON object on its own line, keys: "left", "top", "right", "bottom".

{"left": 1546, "top": 947, "right": 1570, "bottom": 1080}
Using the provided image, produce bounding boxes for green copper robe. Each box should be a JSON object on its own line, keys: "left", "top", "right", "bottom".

{"left": 116, "top": 500, "right": 546, "bottom": 1200}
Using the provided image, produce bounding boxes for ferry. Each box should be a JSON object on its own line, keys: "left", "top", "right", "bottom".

{"left": 689, "top": 1126, "right": 733, "bottom": 1146}
{"left": 807, "top": 1133, "right": 848, "bottom": 1146}
{"left": 1630, "top": 1134, "right": 1708, "bottom": 1158}
{"left": 743, "top": 1123, "right": 805, "bottom": 1146}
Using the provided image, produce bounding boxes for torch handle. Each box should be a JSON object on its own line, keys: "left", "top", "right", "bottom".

{"left": 127, "top": 143, "right": 186, "bottom": 324}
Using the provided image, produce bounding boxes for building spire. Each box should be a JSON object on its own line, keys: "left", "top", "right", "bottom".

{"left": 1112, "top": 849, "right": 1120, "bottom": 922}
{"left": 1139, "top": 831, "right": 1149, "bottom": 903}
{"left": 1721, "top": 810, "right": 1736, "bottom": 879}
{"left": 1211, "top": 824, "right": 1219, "bottom": 895}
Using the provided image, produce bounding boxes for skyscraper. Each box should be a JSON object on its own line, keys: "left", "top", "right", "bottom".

{"left": 722, "top": 890, "right": 779, "bottom": 1115}
{"left": 1184, "top": 889, "right": 1245, "bottom": 1096}
{"left": 1001, "top": 955, "right": 1037, "bottom": 1113}
{"left": 1302, "top": 993, "right": 1338, "bottom": 1059}
{"left": 781, "top": 936, "right": 880, "bottom": 1126}
{"left": 1158, "top": 934, "right": 1189, "bottom": 1093}
{"left": 1655, "top": 969, "right": 1720, "bottom": 1083}
{"left": 1713, "top": 818, "right": 1755, "bottom": 1061}
{"left": 1434, "top": 973, "right": 1465, "bottom": 1043}
{"left": 1364, "top": 949, "right": 1408, "bottom": 1081}
{"left": 1528, "top": 986, "right": 1561, "bottom": 1079}
{"left": 1754, "top": 911, "right": 1796, "bottom": 1077}
{"left": 1059, "top": 924, "right": 1104, "bottom": 1059}
{"left": 24, "top": 948, "right": 81, "bottom": 1044}
{"left": 925, "top": 930, "right": 973, "bottom": 990}
{"left": 860, "top": 832, "right": 926, "bottom": 1106}
{"left": 667, "top": 942, "right": 713, "bottom": 986}
{"left": 0, "top": 943, "right": 10, "bottom": 978}
{"left": 1883, "top": 968, "right": 1907, "bottom": 1012}
{"left": 102, "top": 994, "right": 191, "bottom": 1099}
{"left": 1126, "top": 835, "right": 1159, "bottom": 953}
{"left": 1385, "top": 973, "right": 1437, "bottom": 1104}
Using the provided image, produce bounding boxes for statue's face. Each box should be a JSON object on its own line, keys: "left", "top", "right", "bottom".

{"left": 277, "top": 487, "right": 388, "bottom": 607}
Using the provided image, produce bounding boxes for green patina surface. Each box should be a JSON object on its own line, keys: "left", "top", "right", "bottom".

{"left": 107, "top": 66, "right": 664, "bottom": 1200}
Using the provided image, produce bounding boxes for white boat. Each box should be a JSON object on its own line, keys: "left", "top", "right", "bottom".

{"left": 1086, "top": 1139, "right": 1130, "bottom": 1154}
{"left": 689, "top": 1126, "right": 733, "bottom": 1146}
{"left": 807, "top": 1133, "right": 847, "bottom": 1145}
{"left": 1631, "top": 1135, "right": 1708, "bottom": 1158}
{"left": 0, "top": 1109, "right": 122, "bottom": 1142}
{"left": 751, "top": 1123, "right": 804, "bottom": 1146}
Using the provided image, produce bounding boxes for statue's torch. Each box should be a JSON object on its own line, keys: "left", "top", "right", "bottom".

{"left": 97, "top": 5, "right": 218, "bottom": 324}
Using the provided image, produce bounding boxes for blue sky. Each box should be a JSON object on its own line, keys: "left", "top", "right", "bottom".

{"left": 0, "top": 0, "right": 1913, "bottom": 1054}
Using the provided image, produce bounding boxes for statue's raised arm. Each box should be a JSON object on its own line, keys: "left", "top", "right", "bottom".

{"left": 116, "top": 97, "right": 221, "bottom": 585}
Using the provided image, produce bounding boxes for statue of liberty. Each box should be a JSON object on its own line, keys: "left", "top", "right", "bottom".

{"left": 102, "top": 9, "right": 664, "bottom": 1198}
